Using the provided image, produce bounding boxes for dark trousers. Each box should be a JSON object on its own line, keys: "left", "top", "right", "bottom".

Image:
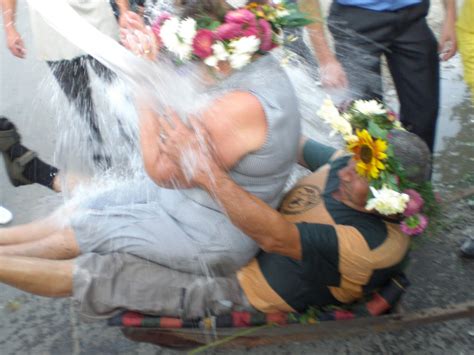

{"left": 47, "top": 56, "right": 115, "bottom": 166}
{"left": 328, "top": 0, "right": 439, "bottom": 152}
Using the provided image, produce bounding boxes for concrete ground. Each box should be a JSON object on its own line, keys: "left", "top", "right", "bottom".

{"left": 1, "top": 1, "right": 473, "bottom": 354}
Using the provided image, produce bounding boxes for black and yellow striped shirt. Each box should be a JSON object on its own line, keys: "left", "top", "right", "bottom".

{"left": 238, "top": 140, "right": 410, "bottom": 313}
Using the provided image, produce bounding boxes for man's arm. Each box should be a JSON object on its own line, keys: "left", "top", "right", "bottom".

{"left": 298, "top": 135, "right": 338, "bottom": 171}
{"left": 298, "top": 0, "right": 347, "bottom": 89}
{"left": 439, "top": 0, "right": 457, "bottom": 61}
{"left": 115, "top": 0, "right": 130, "bottom": 28}
{"left": 1, "top": 0, "right": 25, "bottom": 58}
{"left": 156, "top": 115, "right": 303, "bottom": 260}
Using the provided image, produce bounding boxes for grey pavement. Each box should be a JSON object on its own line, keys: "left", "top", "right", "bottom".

{"left": 1, "top": 1, "right": 474, "bottom": 354}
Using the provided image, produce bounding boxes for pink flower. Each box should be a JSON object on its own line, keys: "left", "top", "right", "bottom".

{"left": 403, "top": 189, "right": 424, "bottom": 216}
{"left": 258, "top": 19, "right": 273, "bottom": 51}
{"left": 151, "top": 12, "right": 171, "bottom": 46}
{"left": 242, "top": 25, "right": 260, "bottom": 38}
{"left": 193, "top": 29, "right": 215, "bottom": 59}
{"left": 216, "top": 23, "right": 242, "bottom": 40}
{"left": 151, "top": 23, "right": 162, "bottom": 43}
{"left": 225, "top": 9, "right": 257, "bottom": 27}
{"left": 387, "top": 110, "right": 399, "bottom": 122}
{"left": 400, "top": 214, "right": 428, "bottom": 236}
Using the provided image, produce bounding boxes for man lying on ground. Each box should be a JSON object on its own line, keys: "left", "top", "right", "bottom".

{"left": 0, "top": 103, "right": 433, "bottom": 318}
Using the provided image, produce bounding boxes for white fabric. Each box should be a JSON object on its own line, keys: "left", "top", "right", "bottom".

{"left": 28, "top": 0, "right": 119, "bottom": 61}
{"left": 0, "top": 206, "right": 13, "bottom": 225}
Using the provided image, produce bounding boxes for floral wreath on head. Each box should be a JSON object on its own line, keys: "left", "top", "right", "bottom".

{"left": 318, "top": 98, "right": 439, "bottom": 236}
{"left": 150, "top": 1, "right": 312, "bottom": 70}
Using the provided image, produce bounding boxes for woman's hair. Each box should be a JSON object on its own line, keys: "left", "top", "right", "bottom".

{"left": 180, "top": 0, "right": 267, "bottom": 20}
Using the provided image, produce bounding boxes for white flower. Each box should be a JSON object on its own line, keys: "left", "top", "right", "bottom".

{"left": 317, "top": 98, "right": 353, "bottom": 139}
{"left": 276, "top": 9, "right": 290, "bottom": 18}
{"left": 318, "top": 98, "right": 340, "bottom": 122}
{"left": 353, "top": 99, "right": 386, "bottom": 115}
{"left": 179, "top": 18, "right": 197, "bottom": 44}
{"left": 229, "top": 53, "right": 252, "bottom": 69}
{"left": 212, "top": 42, "right": 229, "bottom": 61}
{"left": 344, "top": 134, "right": 359, "bottom": 144}
{"left": 160, "top": 17, "right": 196, "bottom": 61}
{"left": 365, "top": 186, "right": 409, "bottom": 216}
{"left": 393, "top": 120, "right": 404, "bottom": 130}
{"left": 173, "top": 42, "right": 194, "bottom": 61}
{"left": 160, "top": 17, "right": 179, "bottom": 42}
{"left": 229, "top": 36, "right": 261, "bottom": 55}
{"left": 204, "top": 55, "right": 219, "bottom": 68}
{"left": 225, "top": 0, "right": 248, "bottom": 9}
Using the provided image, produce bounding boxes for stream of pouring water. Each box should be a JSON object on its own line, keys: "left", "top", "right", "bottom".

{"left": 26, "top": 1, "right": 344, "bottom": 330}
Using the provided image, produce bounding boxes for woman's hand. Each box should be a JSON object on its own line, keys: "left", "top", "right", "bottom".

{"left": 155, "top": 111, "right": 225, "bottom": 189}
{"left": 119, "top": 11, "right": 158, "bottom": 60}
{"left": 5, "top": 25, "right": 26, "bottom": 58}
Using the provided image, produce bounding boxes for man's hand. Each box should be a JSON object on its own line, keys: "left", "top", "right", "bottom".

{"left": 156, "top": 111, "right": 224, "bottom": 189}
{"left": 439, "top": 19, "right": 457, "bottom": 61}
{"left": 5, "top": 25, "right": 26, "bottom": 58}
{"left": 439, "top": 0, "right": 457, "bottom": 61}
{"left": 119, "top": 11, "right": 158, "bottom": 59}
{"left": 319, "top": 58, "right": 348, "bottom": 89}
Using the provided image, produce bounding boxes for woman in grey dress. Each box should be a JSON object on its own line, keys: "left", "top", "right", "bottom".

{"left": 0, "top": 1, "right": 301, "bottom": 276}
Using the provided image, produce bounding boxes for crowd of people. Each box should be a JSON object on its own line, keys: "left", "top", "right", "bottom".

{"left": 0, "top": 0, "right": 472, "bottom": 325}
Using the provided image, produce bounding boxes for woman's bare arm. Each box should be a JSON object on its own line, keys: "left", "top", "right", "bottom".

{"left": 140, "top": 92, "right": 267, "bottom": 188}
{"left": 157, "top": 115, "right": 302, "bottom": 260}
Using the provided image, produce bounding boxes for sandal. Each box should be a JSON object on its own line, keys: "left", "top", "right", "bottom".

{"left": 0, "top": 205, "right": 13, "bottom": 225}
{"left": 0, "top": 117, "right": 37, "bottom": 187}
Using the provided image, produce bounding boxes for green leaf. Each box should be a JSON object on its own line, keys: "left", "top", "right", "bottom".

{"left": 368, "top": 121, "right": 387, "bottom": 139}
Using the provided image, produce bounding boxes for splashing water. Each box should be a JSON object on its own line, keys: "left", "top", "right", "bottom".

{"left": 26, "top": 0, "right": 348, "bottom": 332}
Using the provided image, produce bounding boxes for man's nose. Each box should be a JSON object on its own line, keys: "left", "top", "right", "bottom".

{"left": 340, "top": 167, "right": 353, "bottom": 181}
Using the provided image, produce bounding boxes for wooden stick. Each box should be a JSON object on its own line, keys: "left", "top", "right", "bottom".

{"left": 122, "top": 300, "right": 474, "bottom": 349}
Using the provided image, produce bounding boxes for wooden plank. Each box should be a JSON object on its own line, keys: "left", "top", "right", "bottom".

{"left": 121, "top": 300, "right": 474, "bottom": 349}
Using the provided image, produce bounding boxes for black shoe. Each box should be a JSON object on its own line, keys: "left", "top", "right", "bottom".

{"left": 460, "top": 237, "right": 474, "bottom": 259}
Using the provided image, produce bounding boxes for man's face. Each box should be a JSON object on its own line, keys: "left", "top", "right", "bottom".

{"left": 337, "top": 159, "right": 370, "bottom": 209}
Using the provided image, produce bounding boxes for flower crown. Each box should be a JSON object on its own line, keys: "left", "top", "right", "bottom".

{"left": 150, "top": 1, "right": 312, "bottom": 70}
{"left": 318, "top": 99, "right": 438, "bottom": 236}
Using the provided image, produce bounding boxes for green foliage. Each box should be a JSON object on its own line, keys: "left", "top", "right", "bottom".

{"left": 277, "top": 13, "right": 314, "bottom": 27}
{"left": 196, "top": 16, "right": 221, "bottom": 30}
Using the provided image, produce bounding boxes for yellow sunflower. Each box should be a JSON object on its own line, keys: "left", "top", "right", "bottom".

{"left": 347, "top": 129, "right": 388, "bottom": 180}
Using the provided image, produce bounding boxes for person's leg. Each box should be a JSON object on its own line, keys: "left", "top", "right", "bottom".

{"left": 327, "top": 3, "right": 391, "bottom": 100}
{"left": 74, "top": 253, "right": 248, "bottom": 319}
{"left": 0, "top": 214, "right": 64, "bottom": 245}
{"left": 47, "top": 58, "right": 110, "bottom": 168}
{"left": 88, "top": 56, "right": 115, "bottom": 83}
{"left": 0, "top": 117, "right": 60, "bottom": 191}
{"left": 88, "top": 56, "right": 137, "bottom": 149}
{"left": 0, "top": 255, "right": 73, "bottom": 297}
{"left": 0, "top": 227, "right": 80, "bottom": 259}
{"left": 386, "top": 6, "right": 439, "bottom": 152}
{"left": 458, "top": 29, "right": 474, "bottom": 99}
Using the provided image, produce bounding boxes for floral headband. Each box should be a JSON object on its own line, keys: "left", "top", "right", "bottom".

{"left": 318, "top": 99, "right": 438, "bottom": 236}
{"left": 150, "top": 1, "right": 312, "bottom": 70}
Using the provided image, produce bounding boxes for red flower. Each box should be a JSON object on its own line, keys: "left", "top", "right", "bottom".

{"left": 403, "top": 189, "right": 424, "bottom": 217}
{"left": 400, "top": 214, "right": 428, "bottom": 236}
{"left": 216, "top": 23, "right": 242, "bottom": 40}
{"left": 258, "top": 19, "right": 273, "bottom": 51}
{"left": 225, "top": 9, "right": 257, "bottom": 27}
{"left": 242, "top": 25, "right": 259, "bottom": 38}
{"left": 193, "top": 29, "right": 216, "bottom": 59}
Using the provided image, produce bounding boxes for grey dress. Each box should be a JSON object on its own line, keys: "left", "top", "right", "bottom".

{"left": 71, "top": 55, "right": 301, "bottom": 275}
